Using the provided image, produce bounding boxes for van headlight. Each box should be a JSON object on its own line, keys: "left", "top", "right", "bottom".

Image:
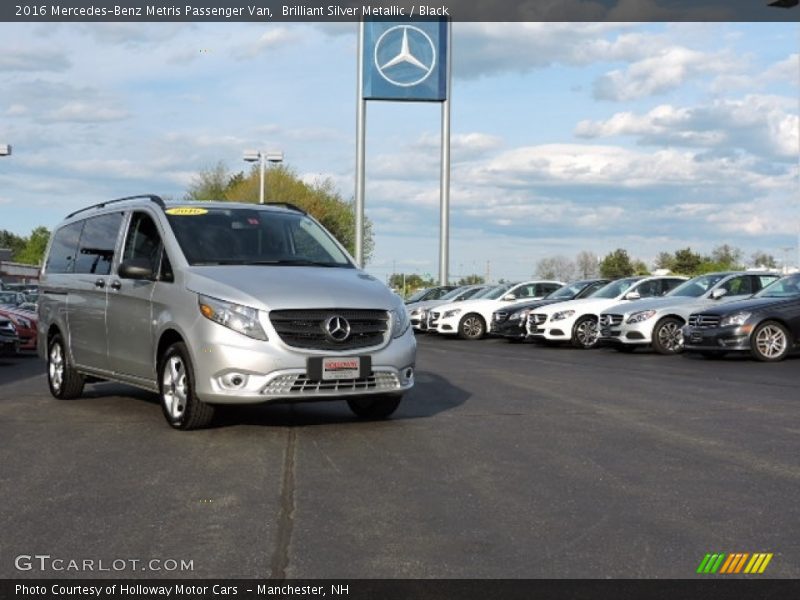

{"left": 198, "top": 294, "right": 268, "bottom": 341}
{"left": 720, "top": 312, "right": 751, "bottom": 328}
{"left": 550, "top": 310, "right": 575, "bottom": 322}
{"left": 391, "top": 308, "right": 410, "bottom": 338}
{"left": 627, "top": 310, "right": 657, "bottom": 324}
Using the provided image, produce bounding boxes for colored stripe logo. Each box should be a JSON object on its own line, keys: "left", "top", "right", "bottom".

{"left": 697, "top": 553, "right": 773, "bottom": 574}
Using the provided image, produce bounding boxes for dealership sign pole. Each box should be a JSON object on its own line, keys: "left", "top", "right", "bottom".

{"left": 355, "top": 19, "right": 451, "bottom": 285}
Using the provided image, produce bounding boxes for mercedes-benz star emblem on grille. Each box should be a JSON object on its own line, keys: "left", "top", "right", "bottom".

{"left": 324, "top": 316, "right": 351, "bottom": 342}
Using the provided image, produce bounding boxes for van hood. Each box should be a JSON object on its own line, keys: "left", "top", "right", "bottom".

{"left": 184, "top": 266, "right": 399, "bottom": 311}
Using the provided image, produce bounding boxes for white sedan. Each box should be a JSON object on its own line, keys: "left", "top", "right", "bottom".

{"left": 431, "top": 280, "right": 563, "bottom": 340}
{"left": 526, "top": 276, "right": 687, "bottom": 348}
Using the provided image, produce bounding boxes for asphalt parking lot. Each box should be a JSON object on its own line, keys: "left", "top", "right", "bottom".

{"left": 1, "top": 336, "right": 798, "bottom": 579}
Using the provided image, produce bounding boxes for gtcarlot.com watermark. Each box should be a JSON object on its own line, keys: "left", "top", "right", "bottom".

{"left": 15, "top": 554, "right": 194, "bottom": 573}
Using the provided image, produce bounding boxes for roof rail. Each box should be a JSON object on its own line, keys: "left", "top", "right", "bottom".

{"left": 264, "top": 202, "right": 307, "bottom": 215}
{"left": 66, "top": 194, "right": 166, "bottom": 219}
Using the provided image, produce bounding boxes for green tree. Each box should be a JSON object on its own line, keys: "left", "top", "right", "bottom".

{"left": 458, "top": 274, "right": 485, "bottom": 285}
{"left": 186, "top": 163, "right": 374, "bottom": 262}
{"left": 751, "top": 251, "right": 778, "bottom": 269}
{"left": 632, "top": 259, "right": 650, "bottom": 275}
{"left": 672, "top": 247, "right": 704, "bottom": 275}
{"left": 15, "top": 226, "right": 50, "bottom": 265}
{"left": 654, "top": 251, "right": 675, "bottom": 272}
{"left": 599, "top": 249, "right": 635, "bottom": 279}
{"left": 0, "top": 230, "right": 27, "bottom": 259}
{"left": 711, "top": 244, "right": 743, "bottom": 270}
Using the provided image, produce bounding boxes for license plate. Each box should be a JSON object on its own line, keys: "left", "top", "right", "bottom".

{"left": 690, "top": 334, "right": 702, "bottom": 344}
{"left": 307, "top": 356, "right": 371, "bottom": 381}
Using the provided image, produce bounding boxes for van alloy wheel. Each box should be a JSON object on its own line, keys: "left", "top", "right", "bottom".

{"left": 159, "top": 342, "right": 215, "bottom": 430}
{"left": 162, "top": 355, "right": 188, "bottom": 421}
{"left": 47, "top": 332, "right": 84, "bottom": 399}
{"left": 49, "top": 343, "right": 64, "bottom": 393}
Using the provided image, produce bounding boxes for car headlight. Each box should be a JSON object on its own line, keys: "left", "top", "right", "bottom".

{"left": 391, "top": 308, "right": 410, "bottom": 338}
{"left": 11, "top": 316, "right": 32, "bottom": 329}
{"left": 720, "top": 311, "right": 751, "bottom": 328}
{"left": 627, "top": 310, "right": 657, "bottom": 324}
{"left": 198, "top": 294, "right": 268, "bottom": 341}
{"left": 550, "top": 310, "right": 575, "bottom": 322}
{"left": 443, "top": 309, "right": 461, "bottom": 319}
{"left": 510, "top": 308, "right": 531, "bottom": 321}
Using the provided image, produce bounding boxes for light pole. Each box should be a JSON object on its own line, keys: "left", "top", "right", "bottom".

{"left": 243, "top": 150, "right": 283, "bottom": 204}
{"left": 0, "top": 144, "right": 11, "bottom": 157}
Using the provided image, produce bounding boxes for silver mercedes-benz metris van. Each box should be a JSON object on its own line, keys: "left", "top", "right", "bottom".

{"left": 38, "top": 196, "right": 416, "bottom": 430}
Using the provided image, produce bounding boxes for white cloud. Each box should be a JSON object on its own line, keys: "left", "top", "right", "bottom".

{"left": 45, "top": 102, "right": 129, "bottom": 123}
{"left": 232, "top": 27, "right": 300, "bottom": 60}
{"left": 0, "top": 48, "right": 70, "bottom": 72}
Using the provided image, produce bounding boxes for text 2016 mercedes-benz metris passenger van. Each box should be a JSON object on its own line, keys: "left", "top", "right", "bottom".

{"left": 38, "top": 195, "right": 415, "bottom": 430}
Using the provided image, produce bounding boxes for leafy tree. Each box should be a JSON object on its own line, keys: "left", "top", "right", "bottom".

{"left": 672, "top": 247, "right": 704, "bottom": 275}
{"left": 458, "top": 274, "right": 485, "bottom": 285}
{"left": 15, "top": 226, "right": 50, "bottom": 265}
{"left": 632, "top": 259, "right": 650, "bottom": 275}
{"left": 654, "top": 251, "right": 675, "bottom": 272}
{"left": 186, "top": 163, "right": 374, "bottom": 262}
{"left": 535, "top": 255, "right": 575, "bottom": 281}
{"left": 0, "top": 230, "right": 26, "bottom": 259}
{"left": 388, "top": 273, "right": 434, "bottom": 295}
{"left": 575, "top": 251, "right": 599, "bottom": 279}
{"left": 599, "top": 249, "right": 634, "bottom": 279}
{"left": 751, "top": 251, "right": 778, "bottom": 269}
{"left": 711, "top": 244, "right": 743, "bottom": 269}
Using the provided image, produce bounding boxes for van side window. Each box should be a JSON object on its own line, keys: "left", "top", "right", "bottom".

{"left": 74, "top": 213, "right": 124, "bottom": 275}
{"left": 45, "top": 221, "right": 84, "bottom": 274}
{"left": 122, "top": 213, "right": 164, "bottom": 273}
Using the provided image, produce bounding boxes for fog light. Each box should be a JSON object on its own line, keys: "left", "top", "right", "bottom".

{"left": 402, "top": 367, "right": 414, "bottom": 384}
{"left": 219, "top": 372, "right": 249, "bottom": 390}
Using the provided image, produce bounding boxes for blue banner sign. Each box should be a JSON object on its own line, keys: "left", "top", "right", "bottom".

{"left": 363, "top": 20, "right": 448, "bottom": 102}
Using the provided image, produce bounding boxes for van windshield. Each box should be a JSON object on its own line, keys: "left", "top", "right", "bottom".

{"left": 165, "top": 207, "right": 353, "bottom": 268}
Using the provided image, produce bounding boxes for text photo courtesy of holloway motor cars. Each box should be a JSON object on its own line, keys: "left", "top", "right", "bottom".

{"left": 1, "top": 0, "right": 800, "bottom": 596}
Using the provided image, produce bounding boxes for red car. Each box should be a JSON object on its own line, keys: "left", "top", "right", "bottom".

{"left": 0, "top": 307, "right": 37, "bottom": 352}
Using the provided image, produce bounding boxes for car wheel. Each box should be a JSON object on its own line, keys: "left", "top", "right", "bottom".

{"left": 652, "top": 317, "right": 685, "bottom": 355}
{"left": 750, "top": 321, "right": 790, "bottom": 362}
{"left": 159, "top": 342, "right": 215, "bottom": 430}
{"left": 347, "top": 394, "right": 402, "bottom": 419}
{"left": 47, "top": 332, "right": 84, "bottom": 399}
{"left": 458, "top": 314, "right": 486, "bottom": 340}
{"left": 571, "top": 316, "right": 599, "bottom": 349}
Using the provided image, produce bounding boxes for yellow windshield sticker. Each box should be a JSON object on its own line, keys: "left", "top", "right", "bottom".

{"left": 165, "top": 207, "right": 208, "bottom": 216}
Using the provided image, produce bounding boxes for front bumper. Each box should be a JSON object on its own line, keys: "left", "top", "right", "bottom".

{"left": 526, "top": 316, "right": 575, "bottom": 341}
{"left": 435, "top": 314, "right": 460, "bottom": 335}
{"left": 600, "top": 320, "right": 652, "bottom": 346}
{"left": 682, "top": 324, "right": 751, "bottom": 352}
{"left": 491, "top": 317, "right": 527, "bottom": 339}
{"left": 0, "top": 333, "right": 19, "bottom": 356}
{"left": 187, "top": 316, "right": 417, "bottom": 405}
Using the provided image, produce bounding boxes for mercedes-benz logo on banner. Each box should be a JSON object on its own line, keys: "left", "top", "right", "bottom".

{"left": 374, "top": 25, "right": 437, "bottom": 87}
{"left": 324, "top": 315, "right": 351, "bottom": 342}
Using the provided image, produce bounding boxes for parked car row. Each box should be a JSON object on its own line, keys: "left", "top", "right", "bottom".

{"left": 0, "top": 289, "right": 39, "bottom": 354}
{"left": 409, "top": 271, "right": 800, "bottom": 362}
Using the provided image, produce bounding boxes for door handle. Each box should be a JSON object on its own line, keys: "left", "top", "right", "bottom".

{"left": 94, "top": 279, "right": 105, "bottom": 289}
{"left": 110, "top": 280, "right": 122, "bottom": 291}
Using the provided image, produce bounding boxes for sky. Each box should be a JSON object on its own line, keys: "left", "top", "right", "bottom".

{"left": 0, "top": 21, "right": 798, "bottom": 282}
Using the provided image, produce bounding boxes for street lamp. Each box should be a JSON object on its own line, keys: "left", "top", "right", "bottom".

{"left": 243, "top": 149, "right": 284, "bottom": 204}
{"left": 0, "top": 144, "right": 11, "bottom": 156}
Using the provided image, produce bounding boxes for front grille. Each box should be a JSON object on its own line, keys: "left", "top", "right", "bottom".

{"left": 529, "top": 313, "right": 547, "bottom": 326}
{"left": 263, "top": 372, "right": 401, "bottom": 396}
{"left": 599, "top": 314, "right": 623, "bottom": 327}
{"left": 428, "top": 311, "right": 440, "bottom": 327}
{"left": 494, "top": 311, "right": 509, "bottom": 323}
{"left": 269, "top": 309, "right": 389, "bottom": 351}
{"left": 688, "top": 314, "right": 721, "bottom": 328}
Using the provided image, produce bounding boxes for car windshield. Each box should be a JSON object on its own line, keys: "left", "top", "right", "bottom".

{"left": 548, "top": 282, "right": 588, "bottom": 299}
{"left": 481, "top": 284, "right": 515, "bottom": 300}
{"left": 166, "top": 207, "right": 353, "bottom": 268}
{"left": 0, "top": 292, "right": 22, "bottom": 306}
{"left": 406, "top": 289, "right": 430, "bottom": 303}
{"left": 668, "top": 273, "right": 729, "bottom": 298}
{"left": 754, "top": 273, "right": 800, "bottom": 298}
{"left": 440, "top": 287, "right": 470, "bottom": 301}
{"left": 591, "top": 278, "right": 641, "bottom": 299}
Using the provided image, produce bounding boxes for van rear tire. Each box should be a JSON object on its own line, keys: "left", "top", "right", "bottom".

{"left": 159, "top": 342, "right": 215, "bottom": 430}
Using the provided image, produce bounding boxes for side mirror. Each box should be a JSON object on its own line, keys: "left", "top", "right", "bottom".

{"left": 624, "top": 291, "right": 641, "bottom": 300}
{"left": 503, "top": 294, "right": 516, "bottom": 301}
{"left": 118, "top": 258, "right": 154, "bottom": 280}
{"left": 710, "top": 288, "right": 727, "bottom": 300}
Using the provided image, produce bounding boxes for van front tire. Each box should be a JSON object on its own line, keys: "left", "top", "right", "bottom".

{"left": 347, "top": 394, "right": 402, "bottom": 420}
{"left": 159, "top": 342, "right": 215, "bottom": 430}
{"left": 47, "top": 332, "right": 84, "bottom": 399}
